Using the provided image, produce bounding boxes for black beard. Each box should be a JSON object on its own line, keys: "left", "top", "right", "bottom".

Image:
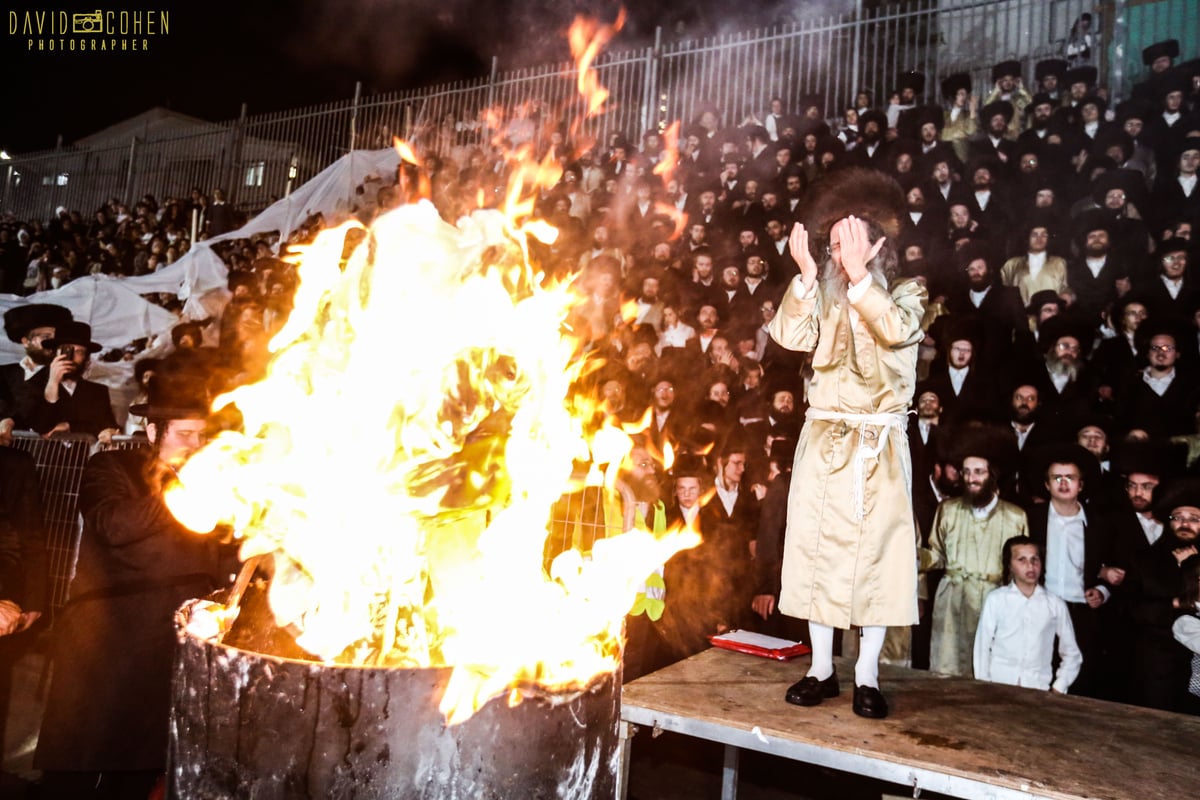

{"left": 771, "top": 409, "right": 797, "bottom": 427}
{"left": 965, "top": 476, "right": 998, "bottom": 508}
{"left": 26, "top": 345, "right": 54, "bottom": 366}
{"left": 1032, "top": 117, "right": 1050, "bottom": 130}
{"left": 968, "top": 275, "right": 990, "bottom": 290}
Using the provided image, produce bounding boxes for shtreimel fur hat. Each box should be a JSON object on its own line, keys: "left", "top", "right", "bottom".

{"left": 800, "top": 167, "right": 906, "bottom": 248}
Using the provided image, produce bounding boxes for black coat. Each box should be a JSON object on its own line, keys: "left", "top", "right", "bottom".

{"left": 1026, "top": 502, "right": 1117, "bottom": 595}
{"left": 27, "top": 372, "right": 118, "bottom": 436}
{"left": 0, "top": 363, "right": 42, "bottom": 430}
{"left": 35, "top": 449, "right": 224, "bottom": 771}
{"left": 0, "top": 447, "right": 47, "bottom": 612}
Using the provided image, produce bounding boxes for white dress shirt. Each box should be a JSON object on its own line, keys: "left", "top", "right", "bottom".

{"left": 974, "top": 583, "right": 1082, "bottom": 693}
{"left": 1045, "top": 504, "right": 1087, "bottom": 603}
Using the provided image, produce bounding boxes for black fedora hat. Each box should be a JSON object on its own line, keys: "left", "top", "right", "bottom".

{"left": 129, "top": 357, "right": 211, "bottom": 420}
{"left": 43, "top": 321, "right": 101, "bottom": 353}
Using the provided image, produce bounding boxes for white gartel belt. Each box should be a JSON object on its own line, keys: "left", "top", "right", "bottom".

{"left": 806, "top": 408, "right": 910, "bottom": 521}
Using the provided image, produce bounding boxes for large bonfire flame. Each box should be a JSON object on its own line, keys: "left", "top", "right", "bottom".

{"left": 164, "top": 12, "right": 698, "bottom": 725}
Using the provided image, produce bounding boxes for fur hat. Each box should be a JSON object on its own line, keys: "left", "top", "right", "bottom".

{"left": 1142, "top": 39, "right": 1179, "bottom": 67}
{"left": 940, "top": 73, "right": 972, "bottom": 101}
{"left": 1113, "top": 439, "right": 1186, "bottom": 480}
{"left": 991, "top": 59, "right": 1022, "bottom": 83}
{"left": 1035, "top": 58, "right": 1068, "bottom": 83}
{"left": 980, "top": 100, "right": 1015, "bottom": 124}
{"left": 1026, "top": 289, "right": 1064, "bottom": 316}
{"left": 1064, "top": 66, "right": 1097, "bottom": 89}
{"left": 953, "top": 423, "right": 1019, "bottom": 477}
{"left": 896, "top": 70, "right": 926, "bottom": 94}
{"left": 800, "top": 167, "right": 907, "bottom": 248}
{"left": 1155, "top": 477, "right": 1200, "bottom": 521}
{"left": 4, "top": 303, "right": 73, "bottom": 344}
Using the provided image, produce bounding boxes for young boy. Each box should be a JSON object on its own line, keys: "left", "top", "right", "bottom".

{"left": 973, "top": 536, "right": 1082, "bottom": 693}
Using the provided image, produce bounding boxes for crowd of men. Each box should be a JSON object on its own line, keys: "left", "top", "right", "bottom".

{"left": 1, "top": 33, "right": 1200, "bottom": 798}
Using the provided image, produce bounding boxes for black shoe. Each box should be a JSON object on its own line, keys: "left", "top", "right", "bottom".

{"left": 785, "top": 669, "right": 839, "bottom": 706}
{"left": 852, "top": 684, "right": 889, "bottom": 719}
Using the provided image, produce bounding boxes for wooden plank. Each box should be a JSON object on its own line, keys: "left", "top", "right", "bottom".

{"left": 621, "top": 648, "right": 1200, "bottom": 800}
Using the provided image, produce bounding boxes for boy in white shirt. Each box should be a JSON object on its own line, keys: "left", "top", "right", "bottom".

{"left": 973, "top": 536, "right": 1082, "bottom": 693}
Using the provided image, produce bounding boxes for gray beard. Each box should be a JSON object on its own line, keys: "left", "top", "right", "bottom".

{"left": 1045, "top": 354, "right": 1079, "bottom": 382}
{"left": 821, "top": 259, "right": 888, "bottom": 305}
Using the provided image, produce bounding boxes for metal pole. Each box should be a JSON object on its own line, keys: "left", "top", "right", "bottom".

{"left": 1110, "top": 0, "right": 1129, "bottom": 101}
{"left": 123, "top": 136, "right": 138, "bottom": 207}
{"left": 2, "top": 163, "right": 13, "bottom": 212}
{"left": 349, "top": 80, "right": 362, "bottom": 153}
{"left": 850, "top": 1, "right": 863, "bottom": 105}
{"left": 48, "top": 134, "right": 63, "bottom": 220}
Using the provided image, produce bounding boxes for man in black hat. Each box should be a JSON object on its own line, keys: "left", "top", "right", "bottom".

{"left": 939, "top": 73, "right": 978, "bottom": 164}
{"left": 1128, "top": 478, "right": 1200, "bottom": 710}
{"left": 924, "top": 318, "right": 994, "bottom": 425}
{"left": 946, "top": 241, "right": 1025, "bottom": 369}
{"left": 888, "top": 70, "right": 925, "bottom": 130}
{"left": 1035, "top": 58, "right": 1068, "bottom": 103}
{"left": 1026, "top": 442, "right": 1119, "bottom": 698}
{"left": 1150, "top": 136, "right": 1200, "bottom": 229}
{"left": 1137, "top": 236, "right": 1199, "bottom": 323}
{"left": 35, "top": 362, "right": 228, "bottom": 798}
{"left": 1147, "top": 76, "right": 1198, "bottom": 177}
{"left": 27, "top": 321, "right": 120, "bottom": 440}
{"left": 983, "top": 60, "right": 1031, "bottom": 138}
{"left": 1000, "top": 214, "right": 1068, "bottom": 307}
{"left": 1133, "top": 39, "right": 1182, "bottom": 105}
{"left": 1117, "top": 324, "right": 1198, "bottom": 438}
{"left": 1067, "top": 210, "right": 1124, "bottom": 326}
{"left": 0, "top": 303, "right": 74, "bottom": 440}
{"left": 968, "top": 101, "right": 1017, "bottom": 166}
{"left": 1016, "top": 93, "right": 1058, "bottom": 154}
{"left": 1023, "top": 314, "right": 1095, "bottom": 426}
{"left": 846, "top": 109, "right": 890, "bottom": 172}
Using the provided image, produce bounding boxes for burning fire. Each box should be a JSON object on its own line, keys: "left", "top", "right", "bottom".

{"left": 164, "top": 11, "right": 698, "bottom": 725}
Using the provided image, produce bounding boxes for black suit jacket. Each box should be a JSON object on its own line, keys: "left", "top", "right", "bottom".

{"left": 0, "top": 447, "right": 47, "bottom": 612}
{"left": 0, "top": 363, "right": 42, "bottom": 429}
{"left": 1026, "top": 501, "right": 1116, "bottom": 597}
{"left": 27, "top": 372, "right": 118, "bottom": 436}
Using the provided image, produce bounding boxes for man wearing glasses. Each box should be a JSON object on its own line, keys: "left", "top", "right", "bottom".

{"left": 1117, "top": 325, "right": 1197, "bottom": 438}
{"left": 1128, "top": 479, "right": 1200, "bottom": 711}
{"left": 1027, "top": 443, "right": 1119, "bottom": 699}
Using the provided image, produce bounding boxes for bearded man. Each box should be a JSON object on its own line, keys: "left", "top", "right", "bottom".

{"left": 769, "top": 168, "right": 927, "bottom": 718}
{"left": 0, "top": 303, "right": 73, "bottom": 439}
{"left": 923, "top": 431, "right": 1028, "bottom": 678}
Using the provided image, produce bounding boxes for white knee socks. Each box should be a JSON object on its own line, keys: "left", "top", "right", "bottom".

{"left": 807, "top": 622, "right": 834, "bottom": 681}
{"left": 856, "top": 625, "right": 886, "bottom": 688}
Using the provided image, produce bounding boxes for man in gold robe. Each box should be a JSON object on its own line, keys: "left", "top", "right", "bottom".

{"left": 924, "top": 433, "right": 1029, "bottom": 677}
{"left": 769, "top": 169, "right": 927, "bottom": 719}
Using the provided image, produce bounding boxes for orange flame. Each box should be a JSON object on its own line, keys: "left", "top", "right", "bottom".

{"left": 568, "top": 9, "right": 626, "bottom": 118}
{"left": 653, "top": 120, "right": 680, "bottom": 178}
{"left": 163, "top": 11, "right": 700, "bottom": 726}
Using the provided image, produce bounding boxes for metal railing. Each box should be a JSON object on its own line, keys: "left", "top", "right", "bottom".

{"left": 4, "top": 0, "right": 1178, "bottom": 225}
{"left": 8, "top": 431, "right": 149, "bottom": 617}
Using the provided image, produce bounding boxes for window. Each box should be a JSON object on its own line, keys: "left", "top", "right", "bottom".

{"left": 244, "top": 161, "right": 265, "bottom": 187}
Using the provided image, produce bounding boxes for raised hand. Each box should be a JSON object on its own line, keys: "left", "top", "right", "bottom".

{"left": 788, "top": 222, "right": 818, "bottom": 289}
{"left": 832, "top": 215, "right": 885, "bottom": 283}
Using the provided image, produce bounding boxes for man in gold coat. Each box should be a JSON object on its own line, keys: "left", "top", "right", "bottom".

{"left": 924, "top": 432, "right": 1029, "bottom": 677}
{"left": 769, "top": 169, "right": 927, "bottom": 719}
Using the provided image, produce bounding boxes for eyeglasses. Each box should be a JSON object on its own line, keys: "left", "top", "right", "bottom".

{"left": 1049, "top": 474, "right": 1080, "bottom": 484}
{"left": 1149, "top": 344, "right": 1177, "bottom": 353}
{"left": 1055, "top": 342, "right": 1081, "bottom": 352}
{"left": 1169, "top": 514, "right": 1200, "bottom": 525}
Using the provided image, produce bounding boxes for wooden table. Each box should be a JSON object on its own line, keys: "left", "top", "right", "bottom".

{"left": 618, "top": 648, "right": 1200, "bottom": 800}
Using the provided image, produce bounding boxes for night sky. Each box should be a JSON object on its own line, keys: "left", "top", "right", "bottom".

{"left": 1, "top": 0, "right": 811, "bottom": 155}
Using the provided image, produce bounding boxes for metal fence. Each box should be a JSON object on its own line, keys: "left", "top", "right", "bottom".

{"left": 9, "top": 431, "right": 149, "bottom": 617}
{"left": 4, "top": 0, "right": 1182, "bottom": 225}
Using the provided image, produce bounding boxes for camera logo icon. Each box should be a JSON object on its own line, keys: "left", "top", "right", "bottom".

{"left": 72, "top": 11, "right": 103, "bottom": 34}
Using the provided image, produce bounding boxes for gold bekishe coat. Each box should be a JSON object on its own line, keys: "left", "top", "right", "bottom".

{"left": 769, "top": 273, "right": 928, "bottom": 629}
